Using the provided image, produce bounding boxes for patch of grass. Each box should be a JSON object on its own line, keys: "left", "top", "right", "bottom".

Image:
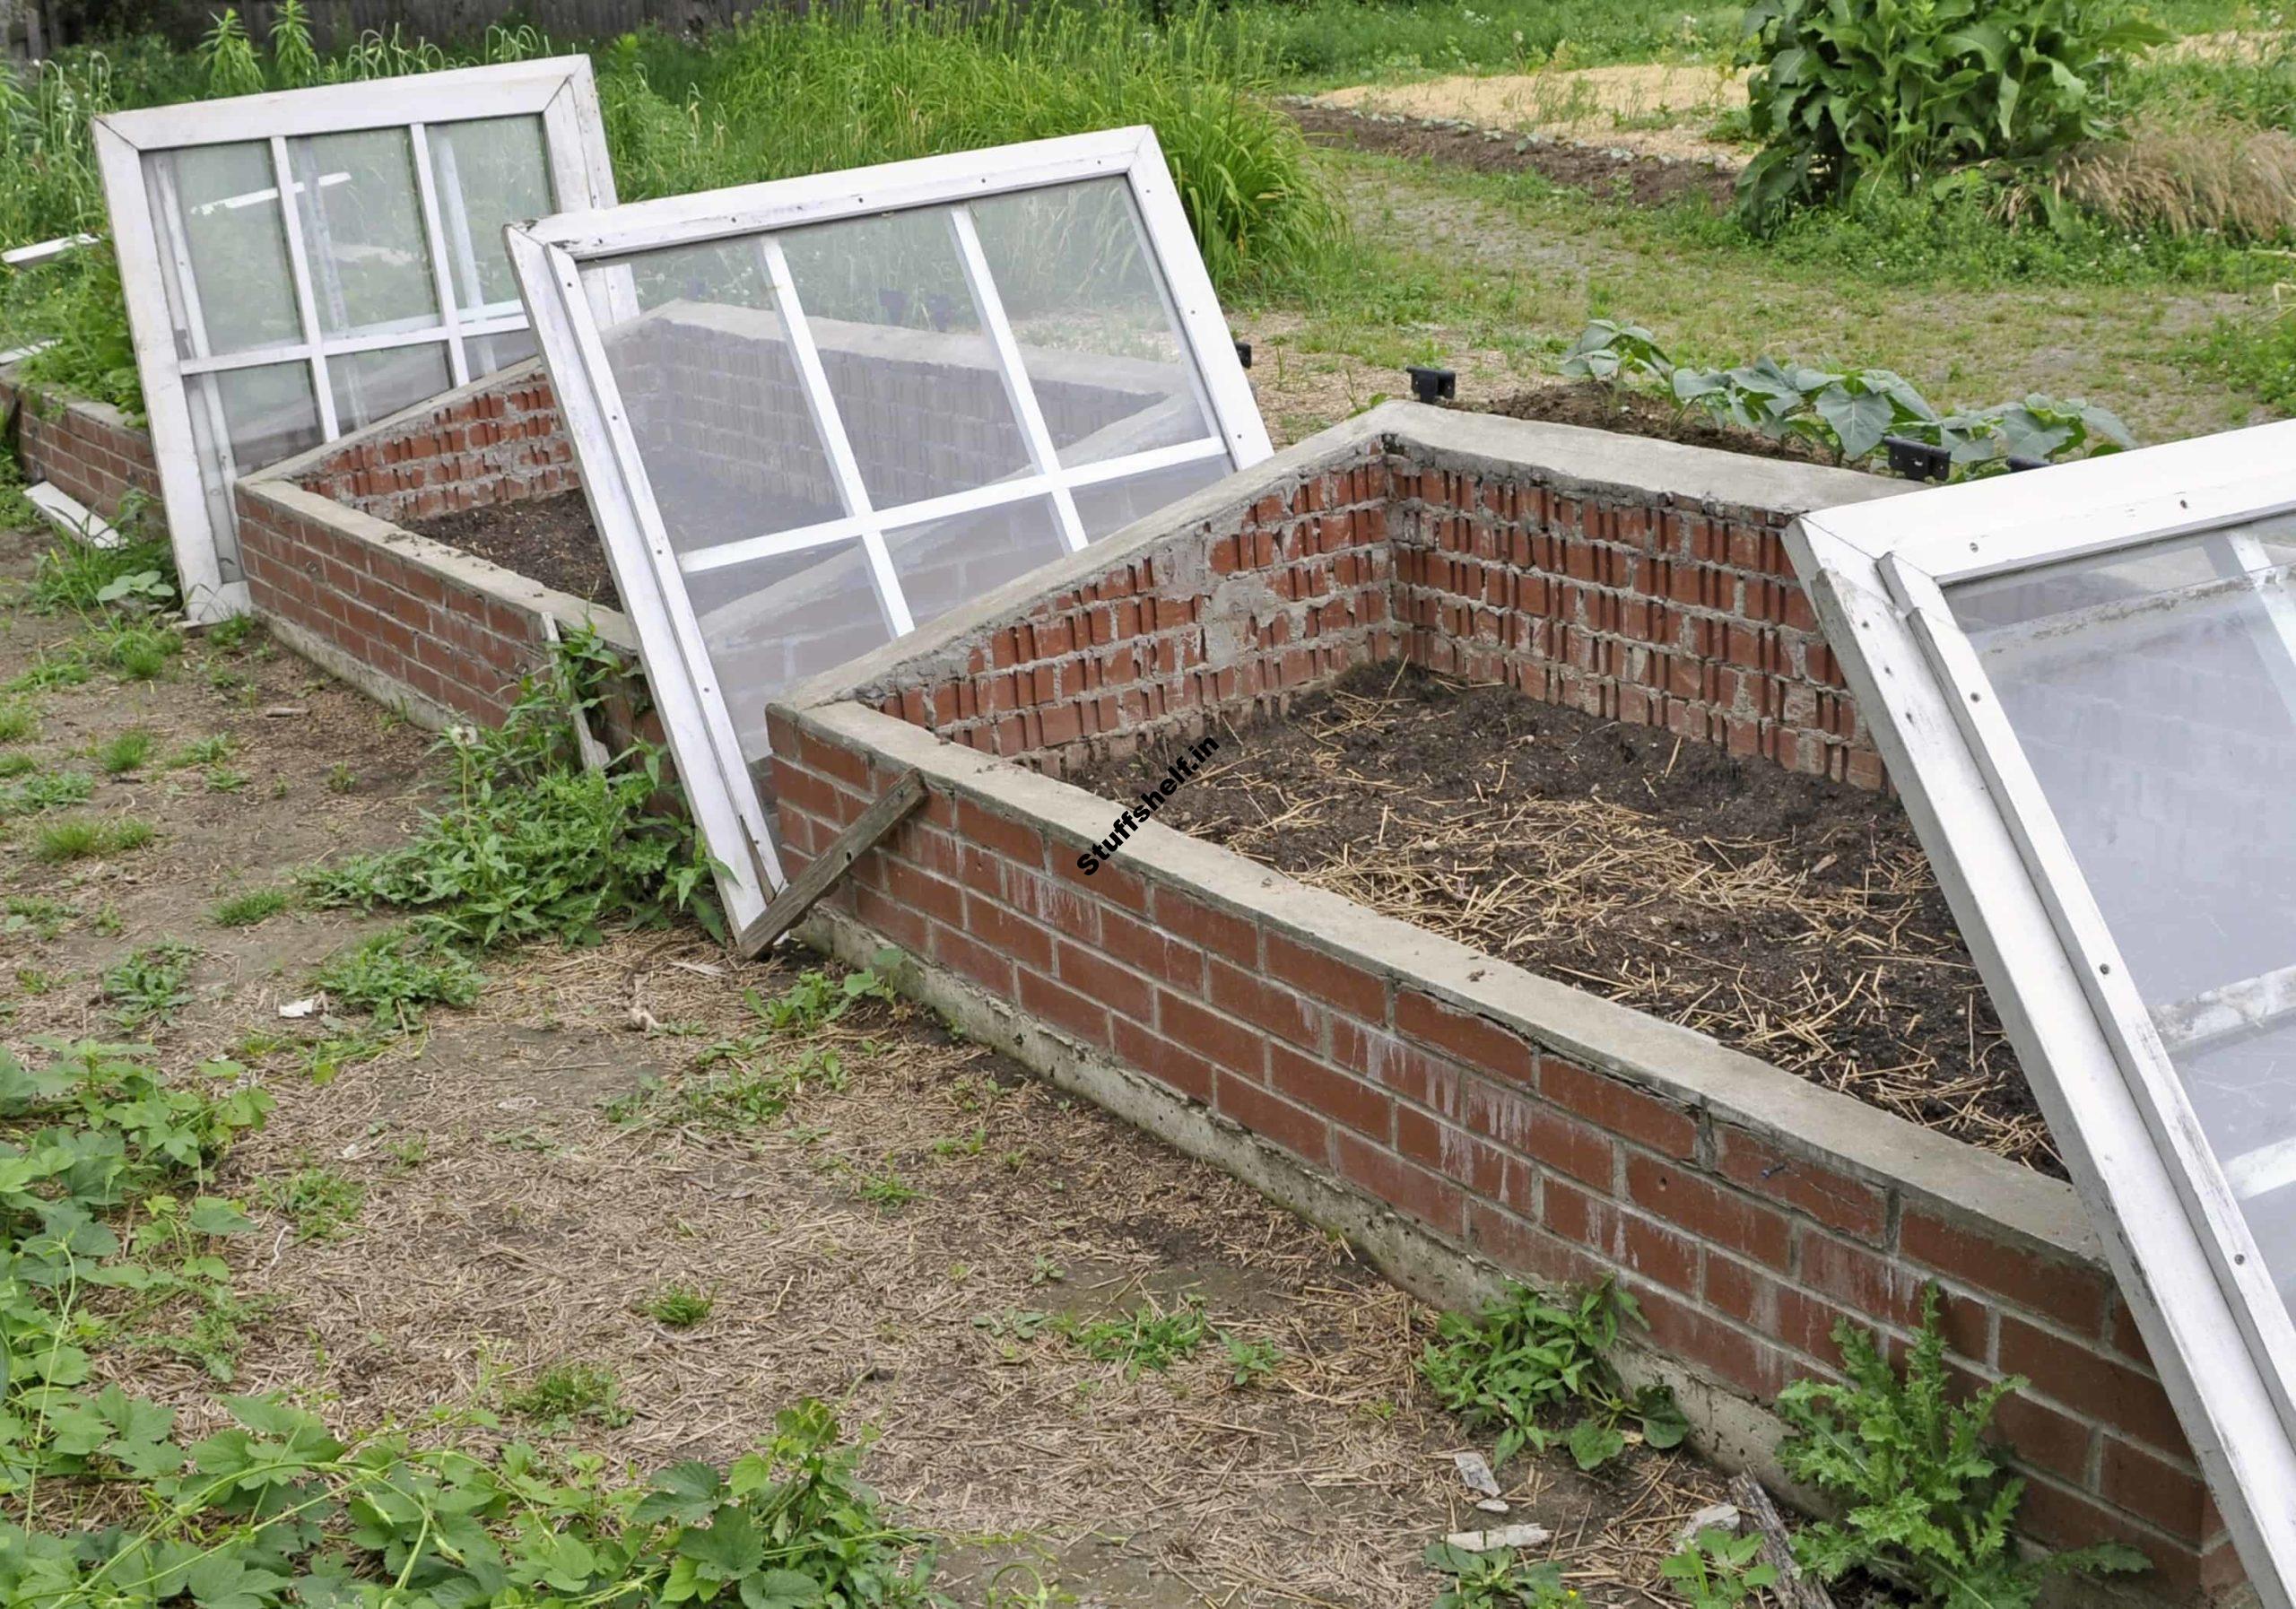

{"left": 5, "top": 650, "right": 91, "bottom": 694}
{"left": 841, "top": 1161, "right": 922, "bottom": 1212}
{"left": 0, "top": 753, "right": 34, "bottom": 780}
{"left": 99, "top": 622, "right": 182, "bottom": 680}
{"left": 204, "top": 613, "right": 260, "bottom": 652}
{"left": 654, "top": 1046, "right": 848, "bottom": 1131}
{"left": 15, "top": 966, "right": 57, "bottom": 996}
{"left": 638, "top": 1284, "right": 715, "bottom": 1328}
{"left": 168, "top": 734, "right": 236, "bottom": 769}
{"left": 325, "top": 761, "right": 356, "bottom": 793}
{"left": 1057, "top": 1299, "right": 1209, "bottom": 1375}
{"left": 1222, "top": 1334, "right": 1282, "bottom": 1387}
{"left": 305, "top": 1027, "right": 393, "bottom": 1085}
{"left": 0, "top": 704, "right": 37, "bottom": 743}
{"left": 503, "top": 1361, "right": 631, "bottom": 1430}
{"left": 259, "top": 1164, "right": 366, "bottom": 1241}
{"left": 204, "top": 765, "right": 248, "bottom": 794}
{"left": 32, "top": 814, "right": 154, "bottom": 862}
{"left": 210, "top": 886, "right": 291, "bottom": 927}
{"left": 101, "top": 940, "right": 201, "bottom": 1029}
{"left": 2195, "top": 296, "right": 2296, "bottom": 415}
{"left": 98, "top": 728, "right": 154, "bottom": 773}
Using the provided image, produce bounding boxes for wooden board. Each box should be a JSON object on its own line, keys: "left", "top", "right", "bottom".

{"left": 735, "top": 769, "right": 926, "bottom": 959}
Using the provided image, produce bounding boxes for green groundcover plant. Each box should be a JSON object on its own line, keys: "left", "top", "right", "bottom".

{"left": 1561, "top": 317, "right": 2134, "bottom": 473}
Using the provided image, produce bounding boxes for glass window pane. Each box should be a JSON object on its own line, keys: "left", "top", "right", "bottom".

{"left": 781, "top": 208, "right": 1033, "bottom": 508}
{"left": 585, "top": 241, "right": 849, "bottom": 559}
{"left": 1951, "top": 524, "right": 2296, "bottom": 1300}
{"left": 970, "top": 178, "right": 1212, "bottom": 466}
{"left": 686, "top": 541, "right": 896, "bottom": 764}
{"left": 288, "top": 128, "right": 440, "bottom": 340}
{"left": 204, "top": 360, "right": 324, "bottom": 472}
{"left": 465, "top": 326, "right": 537, "bottom": 376}
{"left": 1071, "top": 453, "right": 1231, "bottom": 542}
{"left": 329, "top": 343, "right": 452, "bottom": 433}
{"left": 144, "top": 143, "right": 302, "bottom": 358}
{"left": 885, "top": 497, "right": 1066, "bottom": 626}
{"left": 427, "top": 114, "right": 553, "bottom": 322}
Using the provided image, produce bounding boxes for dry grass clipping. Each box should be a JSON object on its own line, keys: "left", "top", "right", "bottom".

{"left": 2047, "top": 122, "right": 2296, "bottom": 242}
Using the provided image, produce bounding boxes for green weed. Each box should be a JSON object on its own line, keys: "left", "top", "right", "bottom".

{"left": 204, "top": 613, "right": 260, "bottom": 652}
{"left": 1422, "top": 1279, "right": 1687, "bottom": 1472}
{"left": 639, "top": 1284, "right": 716, "bottom": 1328}
{"left": 0, "top": 752, "right": 33, "bottom": 779}
{"left": 504, "top": 1361, "right": 632, "bottom": 1430}
{"left": 748, "top": 957, "right": 898, "bottom": 1033}
{"left": 304, "top": 1027, "right": 393, "bottom": 1085}
{"left": 260, "top": 1164, "right": 366, "bottom": 1241}
{"left": 1661, "top": 1527, "right": 1778, "bottom": 1608}
{"left": 1222, "top": 1334, "right": 1282, "bottom": 1387}
{"left": 0, "top": 703, "right": 36, "bottom": 743}
{"left": 27, "top": 535, "right": 175, "bottom": 615}
{"left": 0, "top": 768, "right": 94, "bottom": 815}
{"left": 326, "top": 761, "right": 357, "bottom": 793}
{"left": 838, "top": 1158, "right": 923, "bottom": 1212}
{"left": 98, "top": 727, "right": 153, "bottom": 772}
{"left": 4, "top": 895, "right": 75, "bottom": 939}
{"left": 99, "top": 621, "right": 181, "bottom": 679}
{"left": 303, "top": 628, "right": 719, "bottom": 947}
{"left": 1057, "top": 1299, "right": 1209, "bottom": 1376}
{"left": 210, "top": 886, "right": 290, "bottom": 927}
{"left": 310, "top": 929, "right": 483, "bottom": 1023}
{"left": 204, "top": 764, "right": 248, "bottom": 794}
{"left": 1423, "top": 1542, "right": 1578, "bottom": 1608}
{"left": 101, "top": 940, "right": 201, "bottom": 1028}
{"left": 168, "top": 733, "right": 235, "bottom": 768}
{"left": 1778, "top": 1286, "right": 2147, "bottom": 1603}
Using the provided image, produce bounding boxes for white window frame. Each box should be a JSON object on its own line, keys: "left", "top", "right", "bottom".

{"left": 95, "top": 57, "right": 617, "bottom": 624}
{"left": 504, "top": 126, "right": 1272, "bottom": 941}
{"left": 1789, "top": 420, "right": 2296, "bottom": 1609}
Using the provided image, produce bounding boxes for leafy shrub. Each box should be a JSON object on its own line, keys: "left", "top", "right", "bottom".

{"left": 1735, "top": 0, "right": 2170, "bottom": 226}
{"left": 1561, "top": 318, "right": 2135, "bottom": 471}
{"left": 1420, "top": 1279, "right": 1687, "bottom": 1472}
{"left": 302, "top": 628, "right": 720, "bottom": 947}
{"left": 1779, "top": 1286, "right": 2147, "bottom": 1605}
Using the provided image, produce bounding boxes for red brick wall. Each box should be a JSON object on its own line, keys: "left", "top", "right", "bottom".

{"left": 234, "top": 482, "right": 553, "bottom": 726}
{"left": 0, "top": 372, "right": 167, "bottom": 538}
{"left": 284, "top": 367, "right": 575, "bottom": 527}
{"left": 845, "top": 444, "right": 1399, "bottom": 778}
{"left": 1391, "top": 459, "right": 1879, "bottom": 789}
{"left": 767, "top": 714, "right": 2235, "bottom": 1604}
{"left": 840, "top": 436, "right": 1883, "bottom": 794}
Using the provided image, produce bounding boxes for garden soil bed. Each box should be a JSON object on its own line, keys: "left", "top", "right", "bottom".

{"left": 1076, "top": 664, "right": 2054, "bottom": 1172}
{"left": 1480, "top": 383, "right": 1837, "bottom": 465}
{"left": 1287, "top": 101, "right": 1737, "bottom": 212}
{"left": 408, "top": 490, "right": 620, "bottom": 607}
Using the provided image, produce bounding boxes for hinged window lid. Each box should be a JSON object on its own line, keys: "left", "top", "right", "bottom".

{"left": 504, "top": 126, "right": 1270, "bottom": 940}
{"left": 95, "top": 57, "right": 617, "bottom": 623}
{"left": 1789, "top": 419, "right": 2296, "bottom": 1609}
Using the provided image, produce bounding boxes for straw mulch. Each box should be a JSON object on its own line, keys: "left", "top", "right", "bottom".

{"left": 1083, "top": 664, "right": 2055, "bottom": 1173}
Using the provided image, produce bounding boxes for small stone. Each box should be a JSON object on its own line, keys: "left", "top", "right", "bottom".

{"left": 1674, "top": 1502, "right": 1743, "bottom": 1548}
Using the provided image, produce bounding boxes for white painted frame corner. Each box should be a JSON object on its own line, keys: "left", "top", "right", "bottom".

{"left": 505, "top": 126, "right": 1272, "bottom": 938}
{"left": 94, "top": 57, "right": 617, "bottom": 624}
{"left": 1788, "top": 418, "right": 2296, "bottom": 1609}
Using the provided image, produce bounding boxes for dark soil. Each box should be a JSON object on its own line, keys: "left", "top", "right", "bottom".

{"left": 1481, "top": 382, "right": 1837, "bottom": 465}
{"left": 1077, "top": 665, "right": 2052, "bottom": 1172}
{"left": 409, "top": 491, "right": 618, "bottom": 608}
{"left": 1287, "top": 101, "right": 1738, "bottom": 212}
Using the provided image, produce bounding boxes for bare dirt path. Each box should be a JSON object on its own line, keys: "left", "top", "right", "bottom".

{"left": 0, "top": 520, "right": 1732, "bottom": 1605}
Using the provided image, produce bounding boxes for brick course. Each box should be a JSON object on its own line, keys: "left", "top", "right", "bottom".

{"left": 0, "top": 369, "right": 167, "bottom": 539}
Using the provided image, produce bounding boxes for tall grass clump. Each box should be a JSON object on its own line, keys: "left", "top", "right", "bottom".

{"left": 597, "top": 1, "right": 1342, "bottom": 291}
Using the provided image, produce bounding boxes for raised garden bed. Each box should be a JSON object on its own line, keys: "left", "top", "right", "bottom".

{"left": 1074, "top": 661, "right": 2048, "bottom": 1170}
{"left": 407, "top": 491, "right": 619, "bottom": 609}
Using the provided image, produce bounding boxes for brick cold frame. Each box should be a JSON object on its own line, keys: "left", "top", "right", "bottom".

{"left": 766, "top": 404, "right": 2245, "bottom": 1608}
{"left": 0, "top": 350, "right": 2244, "bottom": 1603}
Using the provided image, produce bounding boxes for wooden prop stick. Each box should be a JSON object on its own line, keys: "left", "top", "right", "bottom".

{"left": 736, "top": 769, "right": 926, "bottom": 959}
